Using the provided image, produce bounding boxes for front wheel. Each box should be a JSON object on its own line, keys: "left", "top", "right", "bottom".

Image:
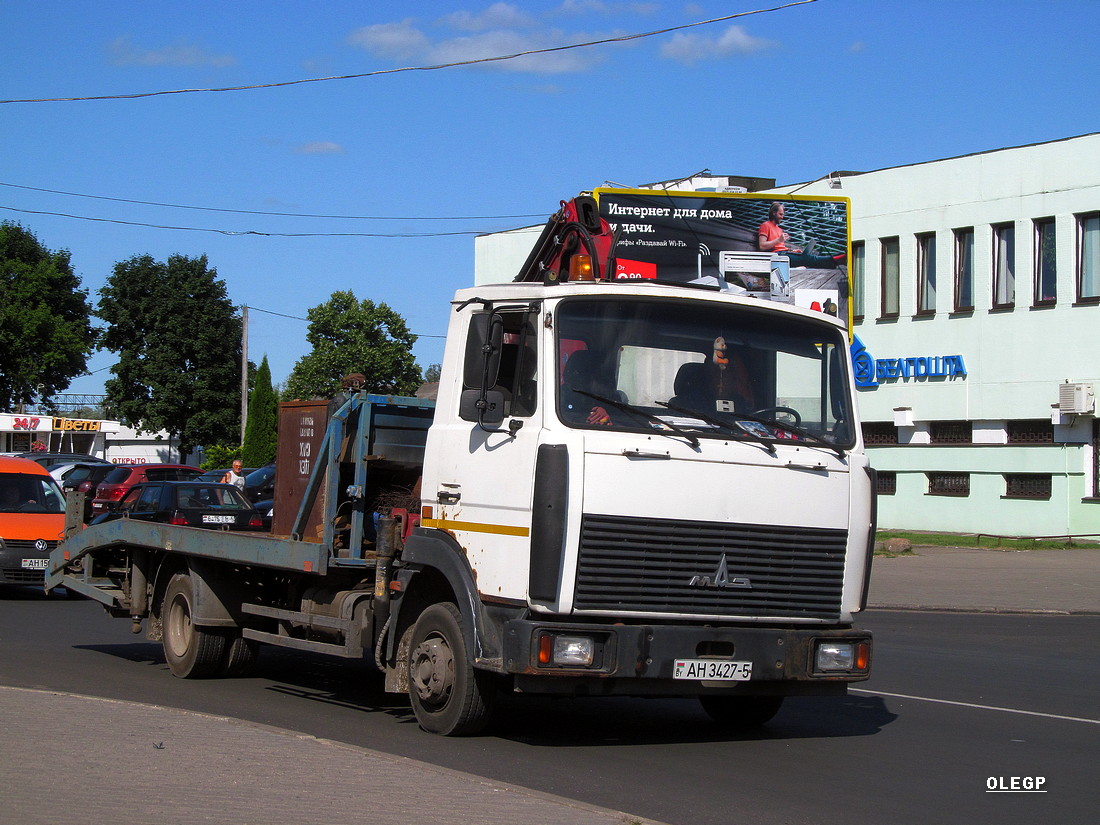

{"left": 699, "top": 695, "right": 784, "bottom": 728}
{"left": 407, "top": 603, "right": 495, "bottom": 736}
{"left": 162, "top": 572, "right": 227, "bottom": 678}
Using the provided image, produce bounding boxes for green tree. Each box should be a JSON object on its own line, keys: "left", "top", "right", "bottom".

{"left": 284, "top": 291, "right": 420, "bottom": 399}
{"left": 423, "top": 363, "right": 442, "bottom": 383}
{"left": 98, "top": 253, "right": 241, "bottom": 458}
{"left": 241, "top": 354, "right": 278, "bottom": 467}
{"left": 200, "top": 444, "right": 242, "bottom": 471}
{"left": 0, "top": 222, "right": 97, "bottom": 411}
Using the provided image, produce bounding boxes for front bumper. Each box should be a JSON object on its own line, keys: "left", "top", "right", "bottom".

{"left": 0, "top": 546, "right": 50, "bottom": 586}
{"left": 500, "top": 619, "right": 871, "bottom": 697}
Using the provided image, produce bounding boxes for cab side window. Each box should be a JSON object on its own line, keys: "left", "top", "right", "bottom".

{"left": 464, "top": 310, "right": 538, "bottom": 418}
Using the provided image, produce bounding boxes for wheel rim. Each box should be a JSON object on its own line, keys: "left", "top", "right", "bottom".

{"left": 166, "top": 592, "right": 193, "bottom": 659}
{"left": 410, "top": 634, "right": 455, "bottom": 709}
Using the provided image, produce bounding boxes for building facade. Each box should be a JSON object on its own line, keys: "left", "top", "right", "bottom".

{"left": 780, "top": 133, "right": 1100, "bottom": 538}
{"left": 1, "top": 414, "right": 186, "bottom": 465}
{"left": 474, "top": 132, "right": 1100, "bottom": 537}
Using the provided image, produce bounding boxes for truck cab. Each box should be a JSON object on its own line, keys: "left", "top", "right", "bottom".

{"left": 401, "top": 277, "right": 873, "bottom": 732}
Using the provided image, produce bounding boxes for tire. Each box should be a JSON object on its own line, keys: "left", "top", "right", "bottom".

{"left": 219, "top": 632, "right": 260, "bottom": 677}
{"left": 407, "top": 603, "right": 495, "bottom": 736}
{"left": 699, "top": 695, "right": 784, "bottom": 728}
{"left": 161, "top": 572, "right": 227, "bottom": 678}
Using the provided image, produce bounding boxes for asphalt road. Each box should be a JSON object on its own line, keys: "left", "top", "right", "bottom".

{"left": 1, "top": 587, "right": 1097, "bottom": 825}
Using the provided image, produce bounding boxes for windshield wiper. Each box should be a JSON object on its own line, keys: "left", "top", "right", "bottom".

{"left": 659, "top": 400, "right": 847, "bottom": 458}
{"left": 576, "top": 390, "right": 700, "bottom": 449}
{"left": 657, "top": 400, "right": 776, "bottom": 454}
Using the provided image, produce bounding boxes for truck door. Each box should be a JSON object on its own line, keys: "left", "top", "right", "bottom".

{"left": 426, "top": 305, "right": 542, "bottom": 603}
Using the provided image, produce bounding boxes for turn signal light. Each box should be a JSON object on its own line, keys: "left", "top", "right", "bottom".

{"left": 856, "top": 641, "right": 871, "bottom": 671}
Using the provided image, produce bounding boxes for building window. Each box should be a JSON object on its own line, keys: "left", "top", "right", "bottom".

{"left": 916, "top": 233, "right": 937, "bottom": 315}
{"left": 876, "top": 471, "right": 897, "bottom": 496}
{"left": 1004, "top": 474, "right": 1052, "bottom": 499}
{"left": 992, "top": 222, "right": 1015, "bottom": 309}
{"left": 929, "top": 420, "right": 972, "bottom": 444}
{"left": 928, "top": 472, "right": 969, "bottom": 496}
{"left": 1093, "top": 420, "right": 1100, "bottom": 498}
{"left": 1077, "top": 212, "right": 1100, "bottom": 303}
{"left": 881, "top": 237, "right": 900, "bottom": 318}
{"left": 862, "top": 422, "right": 898, "bottom": 445}
{"left": 1006, "top": 420, "right": 1054, "bottom": 444}
{"left": 1033, "top": 217, "right": 1057, "bottom": 306}
{"left": 954, "top": 227, "right": 974, "bottom": 312}
{"left": 852, "top": 241, "right": 865, "bottom": 320}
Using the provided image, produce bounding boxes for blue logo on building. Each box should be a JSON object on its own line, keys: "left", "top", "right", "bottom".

{"left": 850, "top": 335, "right": 967, "bottom": 389}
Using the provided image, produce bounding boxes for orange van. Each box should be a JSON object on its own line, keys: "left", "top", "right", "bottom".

{"left": 0, "top": 456, "right": 67, "bottom": 587}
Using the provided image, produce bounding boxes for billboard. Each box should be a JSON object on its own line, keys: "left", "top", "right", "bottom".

{"left": 593, "top": 188, "right": 851, "bottom": 330}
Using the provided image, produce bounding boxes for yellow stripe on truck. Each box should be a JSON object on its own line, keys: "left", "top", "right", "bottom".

{"left": 420, "top": 518, "right": 530, "bottom": 537}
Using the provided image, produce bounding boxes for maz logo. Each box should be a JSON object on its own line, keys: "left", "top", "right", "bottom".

{"left": 688, "top": 554, "right": 752, "bottom": 589}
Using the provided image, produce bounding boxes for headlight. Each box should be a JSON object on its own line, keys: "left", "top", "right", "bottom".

{"left": 538, "top": 633, "right": 595, "bottom": 667}
{"left": 814, "top": 640, "right": 871, "bottom": 673}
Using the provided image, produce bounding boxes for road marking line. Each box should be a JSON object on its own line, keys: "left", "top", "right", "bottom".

{"left": 849, "top": 688, "right": 1100, "bottom": 725}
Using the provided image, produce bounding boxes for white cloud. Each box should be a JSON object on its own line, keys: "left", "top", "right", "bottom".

{"left": 555, "top": 1, "right": 659, "bottom": 15}
{"left": 431, "top": 29, "right": 602, "bottom": 73}
{"left": 659, "top": 25, "right": 773, "bottom": 64}
{"left": 295, "top": 142, "right": 346, "bottom": 155}
{"left": 348, "top": 15, "right": 604, "bottom": 74}
{"left": 108, "top": 35, "right": 235, "bottom": 68}
{"left": 444, "top": 3, "right": 535, "bottom": 32}
{"left": 347, "top": 20, "right": 430, "bottom": 60}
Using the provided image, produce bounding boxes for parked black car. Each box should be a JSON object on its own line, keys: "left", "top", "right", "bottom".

{"left": 58, "top": 462, "right": 115, "bottom": 521}
{"left": 243, "top": 463, "right": 275, "bottom": 503}
{"left": 90, "top": 481, "right": 263, "bottom": 531}
{"left": 194, "top": 467, "right": 257, "bottom": 484}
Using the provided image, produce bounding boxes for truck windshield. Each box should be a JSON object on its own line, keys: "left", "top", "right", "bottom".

{"left": 556, "top": 297, "right": 855, "bottom": 449}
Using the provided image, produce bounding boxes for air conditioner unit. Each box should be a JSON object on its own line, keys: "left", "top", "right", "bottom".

{"left": 1058, "top": 382, "right": 1095, "bottom": 415}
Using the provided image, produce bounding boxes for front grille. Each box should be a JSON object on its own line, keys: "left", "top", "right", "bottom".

{"left": 575, "top": 514, "right": 847, "bottom": 619}
{"left": 4, "top": 539, "right": 59, "bottom": 552}
{"left": 2, "top": 568, "right": 46, "bottom": 584}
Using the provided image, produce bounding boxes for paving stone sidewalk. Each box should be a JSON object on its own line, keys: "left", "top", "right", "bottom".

{"left": 1, "top": 686, "right": 666, "bottom": 825}
{"left": 867, "top": 545, "right": 1100, "bottom": 614}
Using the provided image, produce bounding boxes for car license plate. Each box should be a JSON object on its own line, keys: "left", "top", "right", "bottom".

{"left": 202, "top": 514, "right": 236, "bottom": 524}
{"left": 673, "top": 659, "right": 752, "bottom": 681}
{"left": 21, "top": 558, "right": 49, "bottom": 570}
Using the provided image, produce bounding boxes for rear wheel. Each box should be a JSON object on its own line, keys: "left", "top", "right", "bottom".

{"left": 219, "top": 632, "right": 260, "bottom": 677}
{"left": 162, "top": 573, "right": 227, "bottom": 678}
{"left": 699, "top": 695, "right": 784, "bottom": 728}
{"left": 407, "top": 603, "right": 495, "bottom": 736}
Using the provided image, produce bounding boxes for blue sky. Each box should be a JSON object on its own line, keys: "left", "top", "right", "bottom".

{"left": 4, "top": 0, "right": 1098, "bottom": 398}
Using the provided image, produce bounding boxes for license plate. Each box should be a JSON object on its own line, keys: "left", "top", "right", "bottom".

{"left": 21, "top": 558, "right": 49, "bottom": 570}
{"left": 673, "top": 659, "right": 752, "bottom": 681}
{"left": 202, "top": 514, "right": 236, "bottom": 524}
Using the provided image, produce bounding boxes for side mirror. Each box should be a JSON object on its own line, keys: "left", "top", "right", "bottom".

{"left": 459, "top": 389, "right": 506, "bottom": 425}
{"left": 464, "top": 313, "right": 503, "bottom": 390}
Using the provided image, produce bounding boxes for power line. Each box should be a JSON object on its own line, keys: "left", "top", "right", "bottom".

{"left": 0, "top": 181, "right": 546, "bottom": 221}
{"left": 2, "top": 2, "right": 817, "bottom": 104}
{"left": 0, "top": 205, "right": 494, "bottom": 237}
{"left": 244, "top": 305, "right": 447, "bottom": 338}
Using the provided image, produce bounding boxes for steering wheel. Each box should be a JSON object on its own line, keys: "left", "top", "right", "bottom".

{"left": 750, "top": 406, "right": 802, "bottom": 425}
